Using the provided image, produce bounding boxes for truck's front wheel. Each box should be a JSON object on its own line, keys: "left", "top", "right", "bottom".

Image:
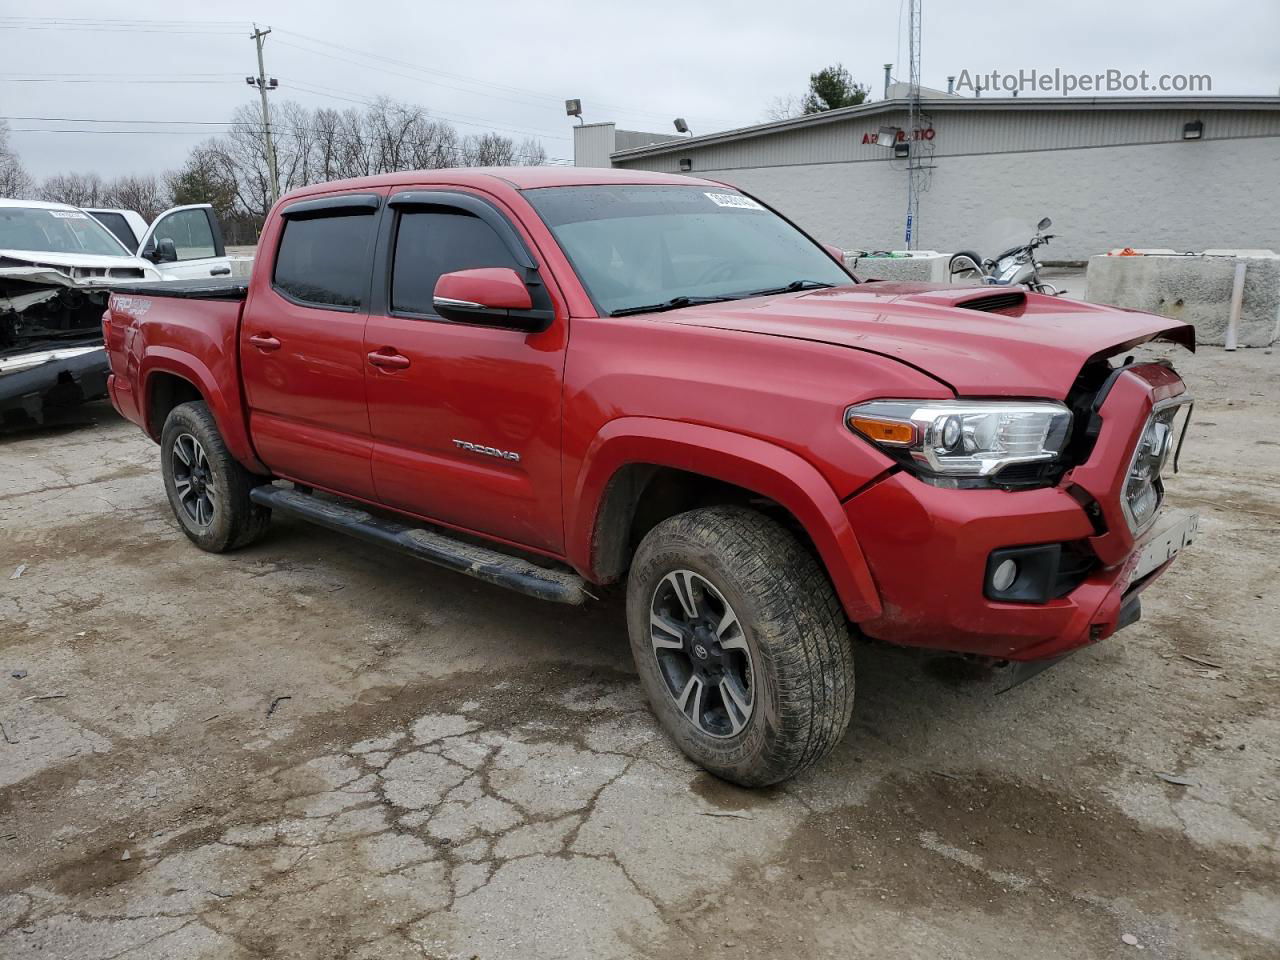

{"left": 626, "top": 506, "right": 855, "bottom": 786}
{"left": 160, "top": 401, "right": 270, "bottom": 552}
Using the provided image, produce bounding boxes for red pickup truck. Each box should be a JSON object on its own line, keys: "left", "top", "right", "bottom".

{"left": 105, "top": 167, "right": 1198, "bottom": 785}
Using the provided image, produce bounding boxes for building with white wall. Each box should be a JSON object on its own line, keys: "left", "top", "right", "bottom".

{"left": 574, "top": 96, "right": 1280, "bottom": 262}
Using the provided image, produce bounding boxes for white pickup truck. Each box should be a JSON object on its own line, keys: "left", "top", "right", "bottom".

{"left": 83, "top": 204, "right": 235, "bottom": 280}
{"left": 1, "top": 199, "right": 239, "bottom": 422}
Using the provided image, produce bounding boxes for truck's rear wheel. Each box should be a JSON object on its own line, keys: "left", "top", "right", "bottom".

{"left": 626, "top": 506, "right": 855, "bottom": 786}
{"left": 160, "top": 401, "right": 270, "bottom": 552}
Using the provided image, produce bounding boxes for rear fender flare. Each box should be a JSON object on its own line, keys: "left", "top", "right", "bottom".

{"left": 139, "top": 349, "right": 266, "bottom": 474}
{"left": 568, "top": 417, "right": 882, "bottom": 622}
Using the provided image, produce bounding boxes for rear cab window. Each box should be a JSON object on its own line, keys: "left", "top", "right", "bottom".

{"left": 273, "top": 198, "right": 380, "bottom": 310}
{"left": 90, "top": 211, "right": 138, "bottom": 250}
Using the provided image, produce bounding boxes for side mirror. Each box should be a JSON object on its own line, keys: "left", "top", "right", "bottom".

{"left": 145, "top": 237, "right": 178, "bottom": 264}
{"left": 822, "top": 242, "right": 846, "bottom": 264}
{"left": 433, "top": 268, "right": 549, "bottom": 332}
{"left": 1037, "top": 217, "right": 1052, "bottom": 232}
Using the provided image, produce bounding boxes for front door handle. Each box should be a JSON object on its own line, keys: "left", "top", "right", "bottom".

{"left": 210, "top": 267, "right": 231, "bottom": 276}
{"left": 368, "top": 349, "right": 411, "bottom": 371}
{"left": 248, "top": 333, "right": 281, "bottom": 351}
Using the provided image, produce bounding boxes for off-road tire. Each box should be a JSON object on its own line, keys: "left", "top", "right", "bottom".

{"left": 160, "top": 401, "right": 270, "bottom": 552}
{"left": 626, "top": 506, "right": 855, "bottom": 786}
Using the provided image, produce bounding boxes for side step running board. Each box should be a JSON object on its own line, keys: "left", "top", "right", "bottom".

{"left": 249, "top": 485, "right": 588, "bottom": 605}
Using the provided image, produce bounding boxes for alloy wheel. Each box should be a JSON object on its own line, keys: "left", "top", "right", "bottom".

{"left": 649, "top": 569, "right": 755, "bottom": 738}
{"left": 171, "top": 432, "right": 216, "bottom": 527}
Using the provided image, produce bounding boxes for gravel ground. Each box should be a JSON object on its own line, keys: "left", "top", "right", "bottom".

{"left": 0, "top": 345, "right": 1276, "bottom": 960}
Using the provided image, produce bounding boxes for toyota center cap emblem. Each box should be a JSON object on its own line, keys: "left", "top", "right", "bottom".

{"left": 693, "top": 643, "right": 709, "bottom": 660}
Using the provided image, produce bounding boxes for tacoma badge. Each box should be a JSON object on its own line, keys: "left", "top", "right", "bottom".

{"left": 452, "top": 439, "right": 521, "bottom": 462}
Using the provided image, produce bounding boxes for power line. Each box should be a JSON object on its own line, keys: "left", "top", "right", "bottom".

{"left": 275, "top": 28, "right": 727, "bottom": 129}
{"left": 0, "top": 72, "right": 236, "bottom": 78}
{"left": 3, "top": 15, "right": 731, "bottom": 140}
{"left": 0, "top": 25, "right": 244, "bottom": 35}
{"left": 0, "top": 15, "right": 244, "bottom": 24}
{"left": 7, "top": 126, "right": 571, "bottom": 164}
{"left": 4, "top": 16, "right": 679, "bottom": 124}
{"left": 3, "top": 116, "right": 247, "bottom": 125}
{"left": 5, "top": 106, "right": 571, "bottom": 149}
{"left": 1, "top": 78, "right": 241, "bottom": 85}
{"left": 282, "top": 80, "right": 573, "bottom": 142}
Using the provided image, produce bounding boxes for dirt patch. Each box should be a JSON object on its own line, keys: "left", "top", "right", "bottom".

{"left": 657, "top": 772, "right": 1278, "bottom": 960}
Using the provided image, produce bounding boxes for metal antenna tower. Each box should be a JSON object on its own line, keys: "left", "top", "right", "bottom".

{"left": 904, "top": 0, "right": 924, "bottom": 249}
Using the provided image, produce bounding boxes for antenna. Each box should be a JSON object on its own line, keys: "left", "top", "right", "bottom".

{"left": 904, "top": 0, "right": 924, "bottom": 249}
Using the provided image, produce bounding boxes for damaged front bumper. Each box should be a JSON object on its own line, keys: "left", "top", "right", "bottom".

{"left": 0, "top": 343, "right": 110, "bottom": 423}
{"left": 2, "top": 265, "right": 115, "bottom": 423}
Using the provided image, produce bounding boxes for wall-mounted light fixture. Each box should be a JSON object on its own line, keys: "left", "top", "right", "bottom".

{"left": 875, "top": 126, "right": 901, "bottom": 147}
{"left": 893, "top": 141, "right": 910, "bottom": 158}
{"left": 565, "top": 99, "right": 583, "bottom": 125}
{"left": 674, "top": 118, "right": 691, "bottom": 136}
{"left": 679, "top": 158, "right": 692, "bottom": 172}
{"left": 1182, "top": 120, "right": 1203, "bottom": 140}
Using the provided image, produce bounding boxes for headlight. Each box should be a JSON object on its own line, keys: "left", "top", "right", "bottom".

{"left": 846, "top": 400, "right": 1072, "bottom": 482}
{"left": 1121, "top": 403, "right": 1179, "bottom": 532}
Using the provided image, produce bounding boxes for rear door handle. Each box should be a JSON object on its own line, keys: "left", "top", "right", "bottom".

{"left": 210, "top": 267, "right": 231, "bottom": 276}
{"left": 248, "top": 333, "right": 281, "bottom": 351}
{"left": 368, "top": 349, "right": 411, "bottom": 370}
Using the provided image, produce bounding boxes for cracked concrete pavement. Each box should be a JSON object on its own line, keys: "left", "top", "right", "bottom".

{"left": 1, "top": 346, "right": 1278, "bottom": 959}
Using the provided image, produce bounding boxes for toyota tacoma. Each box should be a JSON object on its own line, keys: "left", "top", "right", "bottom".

{"left": 104, "top": 168, "right": 1197, "bottom": 785}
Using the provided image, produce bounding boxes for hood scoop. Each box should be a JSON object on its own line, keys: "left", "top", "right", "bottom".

{"left": 954, "top": 290, "right": 1027, "bottom": 314}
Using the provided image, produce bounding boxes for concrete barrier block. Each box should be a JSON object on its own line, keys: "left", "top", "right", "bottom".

{"left": 1085, "top": 253, "right": 1280, "bottom": 347}
{"left": 845, "top": 251, "right": 950, "bottom": 284}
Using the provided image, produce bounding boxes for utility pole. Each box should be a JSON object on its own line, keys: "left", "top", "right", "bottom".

{"left": 249, "top": 24, "right": 280, "bottom": 204}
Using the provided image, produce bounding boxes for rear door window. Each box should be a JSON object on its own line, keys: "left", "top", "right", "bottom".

{"left": 390, "top": 208, "right": 519, "bottom": 317}
{"left": 274, "top": 212, "right": 378, "bottom": 309}
{"left": 90, "top": 211, "right": 138, "bottom": 250}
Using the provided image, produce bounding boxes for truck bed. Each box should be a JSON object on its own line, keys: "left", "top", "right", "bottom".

{"left": 110, "top": 277, "right": 249, "bottom": 300}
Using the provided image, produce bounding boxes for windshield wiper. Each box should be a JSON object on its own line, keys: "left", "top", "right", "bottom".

{"left": 609, "top": 295, "right": 741, "bottom": 317}
{"left": 743, "top": 279, "right": 836, "bottom": 297}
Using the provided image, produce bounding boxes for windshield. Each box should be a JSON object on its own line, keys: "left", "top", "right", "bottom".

{"left": 0, "top": 206, "right": 130, "bottom": 257}
{"left": 524, "top": 185, "right": 851, "bottom": 315}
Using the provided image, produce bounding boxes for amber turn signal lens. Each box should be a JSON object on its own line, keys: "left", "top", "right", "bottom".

{"left": 848, "top": 415, "right": 916, "bottom": 446}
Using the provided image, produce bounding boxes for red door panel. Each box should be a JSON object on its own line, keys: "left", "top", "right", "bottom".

{"left": 364, "top": 317, "right": 566, "bottom": 553}
{"left": 242, "top": 291, "right": 376, "bottom": 499}
{"left": 240, "top": 190, "right": 385, "bottom": 499}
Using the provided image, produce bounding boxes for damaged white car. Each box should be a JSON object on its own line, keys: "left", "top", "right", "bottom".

{"left": 1, "top": 199, "right": 234, "bottom": 422}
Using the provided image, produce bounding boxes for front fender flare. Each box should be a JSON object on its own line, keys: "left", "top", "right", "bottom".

{"left": 567, "top": 417, "right": 881, "bottom": 622}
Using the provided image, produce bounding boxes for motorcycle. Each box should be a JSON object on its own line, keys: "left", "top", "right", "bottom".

{"left": 947, "top": 217, "right": 1065, "bottom": 295}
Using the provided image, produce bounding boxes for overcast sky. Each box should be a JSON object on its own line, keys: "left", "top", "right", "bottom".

{"left": 5, "top": 0, "right": 1278, "bottom": 181}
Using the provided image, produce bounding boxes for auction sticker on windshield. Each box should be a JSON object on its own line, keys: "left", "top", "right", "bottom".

{"left": 705, "top": 192, "right": 764, "bottom": 210}
{"left": 49, "top": 211, "right": 90, "bottom": 219}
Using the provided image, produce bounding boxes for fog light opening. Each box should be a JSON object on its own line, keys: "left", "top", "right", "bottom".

{"left": 991, "top": 559, "right": 1019, "bottom": 592}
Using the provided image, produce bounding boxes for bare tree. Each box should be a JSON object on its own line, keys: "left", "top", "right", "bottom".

{"left": 39, "top": 172, "right": 106, "bottom": 207}
{"left": 102, "top": 174, "right": 171, "bottom": 221}
{"left": 764, "top": 94, "right": 805, "bottom": 122}
{"left": 515, "top": 137, "right": 547, "bottom": 166}
{"left": 156, "top": 99, "right": 551, "bottom": 233}
{"left": 0, "top": 121, "right": 35, "bottom": 198}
